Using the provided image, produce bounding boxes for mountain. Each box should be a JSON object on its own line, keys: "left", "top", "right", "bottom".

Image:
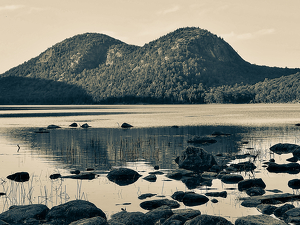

{"left": 1, "top": 27, "right": 300, "bottom": 104}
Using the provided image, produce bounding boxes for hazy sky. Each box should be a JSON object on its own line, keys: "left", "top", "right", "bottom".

{"left": 1, "top": 0, "right": 300, "bottom": 74}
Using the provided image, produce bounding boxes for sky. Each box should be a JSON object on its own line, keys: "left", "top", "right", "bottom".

{"left": 1, "top": 0, "right": 300, "bottom": 74}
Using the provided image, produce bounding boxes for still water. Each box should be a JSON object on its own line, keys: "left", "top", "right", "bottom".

{"left": 0, "top": 104, "right": 300, "bottom": 222}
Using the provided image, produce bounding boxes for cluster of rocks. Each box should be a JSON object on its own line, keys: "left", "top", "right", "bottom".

{"left": 0, "top": 199, "right": 293, "bottom": 225}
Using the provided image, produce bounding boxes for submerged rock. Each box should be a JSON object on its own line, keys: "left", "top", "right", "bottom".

{"left": 246, "top": 187, "right": 265, "bottom": 196}
{"left": 107, "top": 168, "right": 141, "bottom": 186}
{"left": 230, "top": 161, "right": 256, "bottom": 172}
{"left": 205, "top": 191, "right": 227, "bottom": 198}
{"left": 61, "top": 173, "right": 96, "bottom": 180}
{"left": 138, "top": 193, "right": 157, "bottom": 200}
{"left": 7, "top": 172, "right": 30, "bottom": 182}
{"left": 176, "top": 146, "right": 217, "bottom": 172}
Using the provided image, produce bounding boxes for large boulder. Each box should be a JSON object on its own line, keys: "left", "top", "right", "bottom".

{"left": 108, "top": 211, "right": 152, "bottom": 225}
{"left": 145, "top": 206, "right": 174, "bottom": 224}
{"left": 274, "top": 203, "right": 295, "bottom": 218}
{"left": 185, "top": 214, "right": 233, "bottom": 225}
{"left": 270, "top": 143, "right": 300, "bottom": 155}
{"left": 7, "top": 172, "right": 30, "bottom": 182}
{"left": 140, "top": 199, "right": 180, "bottom": 210}
{"left": 107, "top": 168, "right": 141, "bottom": 186}
{"left": 283, "top": 207, "right": 300, "bottom": 224}
{"left": 0, "top": 204, "right": 49, "bottom": 224}
{"left": 235, "top": 214, "right": 286, "bottom": 225}
{"left": 176, "top": 146, "right": 217, "bottom": 172}
{"left": 288, "top": 179, "right": 300, "bottom": 189}
{"left": 238, "top": 178, "right": 266, "bottom": 192}
{"left": 182, "top": 192, "right": 209, "bottom": 206}
{"left": 69, "top": 216, "right": 108, "bottom": 225}
{"left": 46, "top": 200, "right": 106, "bottom": 225}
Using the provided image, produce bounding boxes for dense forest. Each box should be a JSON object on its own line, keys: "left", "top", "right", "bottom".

{"left": 1, "top": 27, "right": 300, "bottom": 104}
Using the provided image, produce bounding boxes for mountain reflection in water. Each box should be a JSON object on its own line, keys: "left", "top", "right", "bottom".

{"left": 18, "top": 126, "right": 244, "bottom": 171}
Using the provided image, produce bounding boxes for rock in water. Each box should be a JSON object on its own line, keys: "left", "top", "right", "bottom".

{"left": 185, "top": 214, "right": 233, "bottom": 225}
{"left": 7, "top": 172, "right": 30, "bottom": 182}
{"left": 107, "top": 168, "right": 141, "bottom": 186}
{"left": 270, "top": 143, "right": 300, "bottom": 155}
{"left": 176, "top": 146, "right": 217, "bottom": 172}
{"left": 121, "top": 123, "right": 133, "bottom": 128}
{"left": 140, "top": 199, "right": 180, "bottom": 210}
{"left": 235, "top": 214, "right": 286, "bottom": 225}
{"left": 46, "top": 200, "right": 106, "bottom": 224}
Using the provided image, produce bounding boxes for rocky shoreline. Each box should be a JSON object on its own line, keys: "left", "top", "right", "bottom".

{"left": 3, "top": 142, "right": 300, "bottom": 224}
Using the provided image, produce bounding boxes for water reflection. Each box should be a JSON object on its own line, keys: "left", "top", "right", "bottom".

{"left": 13, "top": 126, "right": 246, "bottom": 171}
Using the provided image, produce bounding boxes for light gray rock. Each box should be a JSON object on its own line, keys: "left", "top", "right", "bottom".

{"left": 69, "top": 216, "right": 108, "bottom": 225}
{"left": 0, "top": 204, "right": 49, "bottom": 224}
{"left": 235, "top": 214, "right": 286, "bottom": 225}
{"left": 184, "top": 214, "right": 233, "bottom": 225}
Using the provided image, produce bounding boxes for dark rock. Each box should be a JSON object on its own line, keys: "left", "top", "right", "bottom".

{"left": 162, "top": 214, "right": 187, "bottom": 225}
{"left": 47, "top": 124, "right": 61, "bottom": 129}
{"left": 182, "top": 192, "right": 209, "bottom": 206}
{"left": 240, "top": 193, "right": 300, "bottom": 206}
{"left": 171, "top": 191, "right": 186, "bottom": 202}
{"left": 293, "top": 148, "right": 300, "bottom": 159}
{"left": 146, "top": 206, "right": 173, "bottom": 223}
{"left": 205, "top": 191, "right": 227, "bottom": 198}
{"left": 288, "top": 179, "right": 300, "bottom": 189}
{"left": 269, "top": 158, "right": 275, "bottom": 162}
{"left": 34, "top": 128, "right": 49, "bottom": 133}
{"left": 0, "top": 193, "right": 5, "bottom": 196}
{"left": 270, "top": 143, "right": 300, "bottom": 155}
{"left": 81, "top": 123, "right": 91, "bottom": 128}
{"left": 171, "top": 125, "right": 179, "bottom": 128}
{"left": 211, "top": 199, "right": 218, "bottom": 203}
{"left": 140, "top": 199, "right": 180, "bottom": 210}
{"left": 209, "top": 165, "right": 221, "bottom": 173}
{"left": 0, "top": 204, "right": 49, "bottom": 224}
{"left": 256, "top": 204, "right": 277, "bottom": 215}
{"left": 154, "top": 165, "right": 160, "bottom": 170}
{"left": 187, "top": 136, "right": 217, "bottom": 144}
{"left": 107, "top": 168, "right": 141, "bottom": 186}
{"left": 184, "top": 214, "right": 233, "bottom": 225}
{"left": 246, "top": 187, "right": 266, "bottom": 196}
{"left": 46, "top": 200, "right": 106, "bottom": 224}
{"left": 241, "top": 199, "right": 262, "bottom": 207}
{"left": 138, "top": 193, "right": 157, "bottom": 200}
{"left": 50, "top": 173, "right": 61, "bottom": 179}
{"left": 176, "top": 146, "right": 217, "bottom": 172}
{"left": 61, "top": 173, "right": 96, "bottom": 180}
{"left": 70, "top": 170, "right": 81, "bottom": 175}
{"left": 221, "top": 174, "right": 244, "bottom": 184}
{"left": 266, "top": 189, "right": 283, "bottom": 193}
{"left": 201, "top": 172, "right": 218, "bottom": 178}
{"left": 267, "top": 162, "right": 300, "bottom": 174}
{"left": 69, "top": 216, "right": 108, "bottom": 225}
{"left": 149, "top": 171, "right": 164, "bottom": 175}
{"left": 121, "top": 123, "right": 133, "bottom": 128}
{"left": 230, "top": 161, "right": 256, "bottom": 172}
{"left": 109, "top": 211, "right": 151, "bottom": 225}
{"left": 172, "top": 209, "right": 201, "bottom": 220}
{"left": 235, "top": 214, "right": 286, "bottom": 225}
{"left": 166, "top": 169, "right": 195, "bottom": 180}
{"left": 7, "top": 172, "right": 30, "bottom": 182}
{"left": 143, "top": 174, "right": 157, "bottom": 182}
{"left": 283, "top": 207, "right": 300, "bottom": 224}
{"left": 69, "top": 123, "right": 78, "bottom": 127}
{"left": 287, "top": 156, "right": 298, "bottom": 162}
{"left": 274, "top": 203, "right": 295, "bottom": 218}
{"left": 181, "top": 176, "right": 208, "bottom": 189}
{"left": 86, "top": 168, "right": 94, "bottom": 171}
{"left": 238, "top": 178, "right": 266, "bottom": 192}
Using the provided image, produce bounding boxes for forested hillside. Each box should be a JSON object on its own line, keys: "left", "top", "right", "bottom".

{"left": 1, "top": 27, "right": 300, "bottom": 104}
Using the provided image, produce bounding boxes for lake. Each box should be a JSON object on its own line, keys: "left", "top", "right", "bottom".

{"left": 0, "top": 104, "right": 300, "bottom": 222}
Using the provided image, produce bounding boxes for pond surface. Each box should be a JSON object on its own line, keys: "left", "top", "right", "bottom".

{"left": 0, "top": 104, "right": 300, "bottom": 222}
